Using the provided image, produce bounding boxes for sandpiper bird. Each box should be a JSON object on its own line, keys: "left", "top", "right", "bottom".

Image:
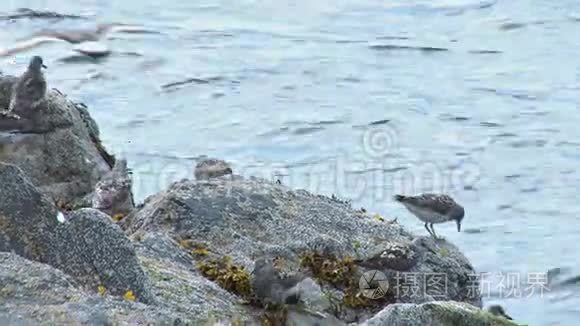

{"left": 487, "top": 304, "right": 513, "bottom": 320}
{"left": 252, "top": 258, "right": 304, "bottom": 306}
{"left": 194, "top": 158, "right": 233, "bottom": 180}
{"left": 394, "top": 193, "right": 464, "bottom": 239}
{"left": 0, "top": 56, "right": 47, "bottom": 120}
{"left": 92, "top": 159, "right": 135, "bottom": 218}
{"left": 0, "top": 23, "right": 156, "bottom": 58}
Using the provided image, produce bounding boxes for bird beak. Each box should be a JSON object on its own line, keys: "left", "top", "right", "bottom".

{"left": 42, "top": 64, "right": 47, "bottom": 69}
{"left": 457, "top": 221, "right": 461, "bottom": 232}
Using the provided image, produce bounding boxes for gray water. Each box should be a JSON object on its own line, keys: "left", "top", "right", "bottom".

{"left": 2, "top": 0, "right": 580, "bottom": 324}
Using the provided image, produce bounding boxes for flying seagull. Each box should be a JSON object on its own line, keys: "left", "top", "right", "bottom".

{"left": 0, "top": 23, "right": 158, "bottom": 58}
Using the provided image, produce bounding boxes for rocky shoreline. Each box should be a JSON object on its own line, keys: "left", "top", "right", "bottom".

{"left": 0, "top": 75, "right": 516, "bottom": 325}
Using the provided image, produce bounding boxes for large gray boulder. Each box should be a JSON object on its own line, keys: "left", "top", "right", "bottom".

{"left": 0, "top": 162, "right": 154, "bottom": 303}
{"left": 0, "top": 75, "right": 112, "bottom": 205}
{"left": 0, "top": 252, "right": 187, "bottom": 325}
{"left": 123, "top": 175, "right": 481, "bottom": 323}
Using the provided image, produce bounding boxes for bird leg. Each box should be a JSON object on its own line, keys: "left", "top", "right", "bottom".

{"left": 424, "top": 223, "right": 434, "bottom": 237}
{"left": 429, "top": 223, "right": 440, "bottom": 240}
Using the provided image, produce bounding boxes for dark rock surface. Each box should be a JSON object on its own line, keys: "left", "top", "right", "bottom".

{"left": 0, "top": 252, "right": 188, "bottom": 325}
{"left": 0, "top": 163, "right": 153, "bottom": 303}
{"left": 0, "top": 75, "right": 112, "bottom": 205}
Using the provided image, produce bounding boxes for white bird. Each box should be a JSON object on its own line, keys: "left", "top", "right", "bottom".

{"left": 0, "top": 23, "right": 157, "bottom": 58}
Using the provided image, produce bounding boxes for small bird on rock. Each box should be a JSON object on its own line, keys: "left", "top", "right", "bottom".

{"left": 92, "top": 159, "right": 135, "bottom": 218}
{"left": 251, "top": 258, "right": 304, "bottom": 306}
{"left": 394, "top": 193, "right": 464, "bottom": 239}
{"left": 487, "top": 304, "right": 513, "bottom": 320}
{"left": 194, "top": 158, "right": 233, "bottom": 180}
{"left": 1, "top": 56, "right": 47, "bottom": 120}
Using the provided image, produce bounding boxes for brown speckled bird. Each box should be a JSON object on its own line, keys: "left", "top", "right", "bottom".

{"left": 92, "top": 159, "right": 135, "bottom": 218}
{"left": 394, "top": 193, "right": 464, "bottom": 239}
{"left": 251, "top": 258, "right": 304, "bottom": 306}
{"left": 194, "top": 158, "right": 233, "bottom": 180}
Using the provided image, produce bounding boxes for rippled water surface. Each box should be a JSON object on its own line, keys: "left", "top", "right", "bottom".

{"left": 3, "top": 1, "right": 580, "bottom": 324}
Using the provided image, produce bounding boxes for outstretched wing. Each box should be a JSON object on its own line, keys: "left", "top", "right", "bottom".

{"left": 0, "top": 35, "right": 65, "bottom": 57}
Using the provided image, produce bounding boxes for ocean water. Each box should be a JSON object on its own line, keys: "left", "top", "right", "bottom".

{"left": 2, "top": 0, "right": 580, "bottom": 324}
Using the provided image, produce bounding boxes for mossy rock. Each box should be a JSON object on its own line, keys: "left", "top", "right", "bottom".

{"left": 361, "top": 301, "right": 520, "bottom": 326}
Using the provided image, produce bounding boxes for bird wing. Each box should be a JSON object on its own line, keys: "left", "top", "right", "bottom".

{"left": 72, "top": 41, "right": 110, "bottom": 56}
{"left": 19, "top": 28, "right": 99, "bottom": 43}
{"left": 406, "top": 193, "right": 456, "bottom": 215}
{"left": 22, "top": 75, "right": 45, "bottom": 100}
{"left": 0, "top": 36, "right": 64, "bottom": 57}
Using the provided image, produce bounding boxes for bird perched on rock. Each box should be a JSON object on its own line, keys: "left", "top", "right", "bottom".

{"left": 487, "top": 304, "right": 513, "bottom": 320}
{"left": 0, "top": 56, "right": 47, "bottom": 120}
{"left": 252, "top": 258, "right": 304, "bottom": 306}
{"left": 194, "top": 158, "right": 233, "bottom": 180}
{"left": 92, "top": 159, "right": 135, "bottom": 219}
{"left": 394, "top": 193, "right": 464, "bottom": 239}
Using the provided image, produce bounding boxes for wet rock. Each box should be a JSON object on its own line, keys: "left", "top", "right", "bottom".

{"left": 0, "top": 76, "right": 113, "bottom": 205}
{"left": 0, "top": 163, "right": 153, "bottom": 303}
{"left": 123, "top": 175, "right": 481, "bottom": 322}
{"left": 358, "top": 301, "right": 516, "bottom": 326}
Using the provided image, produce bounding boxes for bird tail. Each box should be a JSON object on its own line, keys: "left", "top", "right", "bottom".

{"left": 394, "top": 194, "right": 407, "bottom": 202}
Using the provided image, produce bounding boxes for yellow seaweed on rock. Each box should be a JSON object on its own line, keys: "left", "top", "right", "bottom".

{"left": 373, "top": 214, "right": 385, "bottom": 222}
{"left": 299, "top": 251, "right": 387, "bottom": 309}
{"left": 177, "top": 237, "right": 210, "bottom": 256}
{"left": 112, "top": 213, "right": 126, "bottom": 222}
{"left": 197, "top": 256, "right": 253, "bottom": 298}
{"left": 123, "top": 290, "right": 136, "bottom": 301}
